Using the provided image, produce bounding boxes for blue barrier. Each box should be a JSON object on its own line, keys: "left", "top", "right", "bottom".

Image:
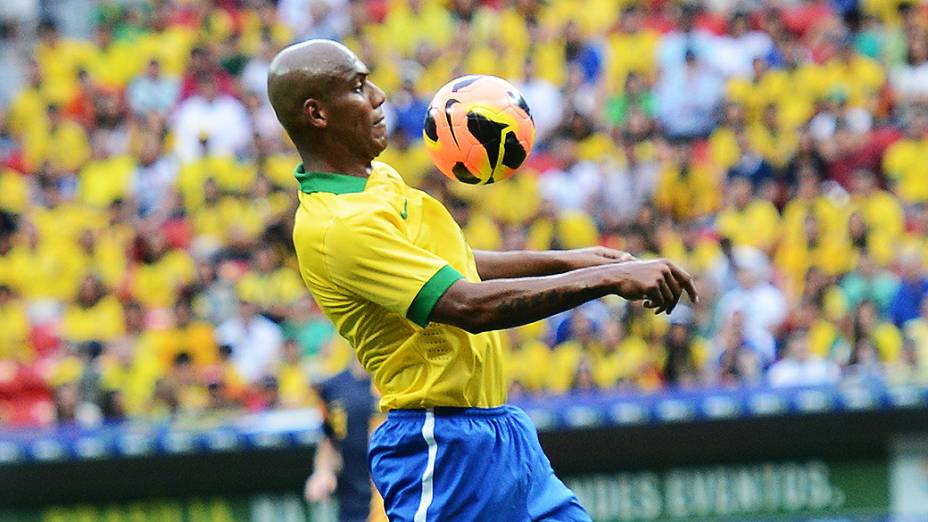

{"left": 0, "top": 408, "right": 323, "bottom": 465}
{"left": 1, "top": 383, "right": 926, "bottom": 464}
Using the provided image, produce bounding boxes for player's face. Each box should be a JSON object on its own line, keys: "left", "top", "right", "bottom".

{"left": 328, "top": 58, "right": 388, "bottom": 160}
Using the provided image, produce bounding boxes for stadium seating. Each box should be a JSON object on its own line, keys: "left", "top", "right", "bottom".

{"left": 0, "top": 0, "right": 927, "bottom": 428}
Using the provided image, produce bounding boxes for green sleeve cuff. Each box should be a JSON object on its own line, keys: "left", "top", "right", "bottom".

{"left": 407, "top": 265, "right": 464, "bottom": 327}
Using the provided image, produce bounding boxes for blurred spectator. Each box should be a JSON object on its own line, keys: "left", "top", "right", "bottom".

{"left": 662, "top": 309, "right": 704, "bottom": 388}
{"left": 889, "top": 34, "right": 928, "bottom": 103}
{"left": 715, "top": 311, "right": 763, "bottom": 388}
{"left": 278, "top": 339, "right": 313, "bottom": 408}
{"left": 840, "top": 251, "right": 900, "bottom": 314}
{"left": 241, "top": 37, "right": 276, "bottom": 102}
{"left": 768, "top": 331, "right": 841, "bottom": 388}
{"left": 889, "top": 250, "right": 928, "bottom": 327}
{"left": 563, "top": 20, "right": 602, "bottom": 86}
{"left": 280, "top": 0, "right": 350, "bottom": 42}
{"left": 727, "top": 129, "right": 774, "bottom": 189}
{"left": 713, "top": 11, "right": 772, "bottom": 78}
{"left": 171, "top": 75, "right": 252, "bottom": 162}
{"left": 716, "top": 175, "right": 780, "bottom": 251}
{"left": 132, "top": 137, "right": 178, "bottom": 219}
{"left": 604, "top": 72, "right": 655, "bottom": 130}
{"left": 164, "top": 352, "right": 208, "bottom": 415}
{"left": 657, "top": 48, "right": 724, "bottom": 139}
{"left": 570, "top": 356, "right": 598, "bottom": 393}
{"left": 658, "top": 3, "right": 717, "bottom": 73}
{"left": 283, "top": 296, "right": 335, "bottom": 359}
{"left": 236, "top": 242, "right": 305, "bottom": 322}
{"left": 130, "top": 229, "right": 196, "bottom": 309}
{"left": 595, "top": 138, "right": 658, "bottom": 228}
{"left": 191, "top": 259, "right": 238, "bottom": 326}
{"left": 851, "top": 300, "right": 903, "bottom": 364}
{"left": 61, "top": 275, "right": 124, "bottom": 344}
{"left": 716, "top": 247, "right": 787, "bottom": 362}
{"left": 216, "top": 299, "right": 283, "bottom": 384}
{"left": 0, "top": 284, "right": 29, "bottom": 362}
{"left": 882, "top": 113, "right": 928, "bottom": 205}
{"left": 539, "top": 138, "right": 600, "bottom": 212}
{"left": 127, "top": 59, "right": 179, "bottom": 117}
{"left": 390, "top": 79, "right": 429, "bottom": 142}
{"left": 179, "top": 46, "right": 235, "bottom": 101}
{"left": 515, "top": 60, "right": 563, "bottom": 145}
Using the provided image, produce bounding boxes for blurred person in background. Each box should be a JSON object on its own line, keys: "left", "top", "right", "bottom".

{"left": 0, "top": 284, "right": 30, "bottom": 362}
{"left": 845, "top": 339, "right": 885, "bottom": 385}
{"left": 389, "top": 77, "right": 429, "bottom": 143}
{"left": 604, "top": 72, "right": 656, "bottom": 131}
{"left": 304, "top": 355, "right": 381, "bottom": 522}
{"left": 715, "top": 247, "right": 787, "bottom": 363}
{"left": 132, "top": 136, "right": 179, "bottom": 219}
{"left": 190, "top": 259, "right": 239, "bottom": 326}
{"left": 539, "top": 138, "right": 601, "bottom": 212}
{"left": 61, "top": 274, "right": 124, "bottom": 345}
{"left": 768, "top": 331, "right": 841, "bottom": 388}
{"left": 595, "top": 136, "right": 658, "bottom": 229}
{"left": 127, "top": 59, "right": 179, "bottom": 118}
{"left": 236, "top": 242, "right": 305, "bottom": 323}
{"left": 161, "top": 351, "right": 208, "bottom": 417}
{"left": 663, "top": 307, "right": 705, "bottom": 388}
{"left": 840, "top": 250, "right": 899, "bottom": 315}
{"left": 889, "top": 250, "right": 928, "bottom": 327}
{"left": 901, "top": 299, "right": 928, "bottom": 383}
{"left": 171, "top": 75, "right": 252, "bottom": 162}
{"left": 215, "top": 298, "right": 283, "bottom": 384}
{"left": 851, "top": 300, "right": 903, "bottom": 365}
{"left": 714, "top": 310, "right": 763, "bottom": 388}
{"left": 282, "top": 295, "right": 335, "bottom": 359}
{"left": 179, "top": 45, "right": 234, "bottom": 101}
{"left": 656, "top": 48, "right": 724, "bottom": 140}
{"left": 515, "top": 59, "right": 563, "bottom": 146}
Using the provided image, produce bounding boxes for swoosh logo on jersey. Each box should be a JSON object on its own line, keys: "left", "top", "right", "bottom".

{"left": 400, "top": 199, "right": 408, "bottom": 220}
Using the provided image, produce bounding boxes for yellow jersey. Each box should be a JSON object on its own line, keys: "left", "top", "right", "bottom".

{"left": 292, "top": 161, "right": 505, "bottom": 411}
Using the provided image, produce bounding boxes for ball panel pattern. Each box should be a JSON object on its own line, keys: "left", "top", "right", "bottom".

{"left": 423, "top": 75, "right": 535, "bottom": 185}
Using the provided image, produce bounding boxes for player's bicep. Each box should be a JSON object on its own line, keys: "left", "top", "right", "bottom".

{"left": 324, "top": 213, "right": 463, "bottom": 325}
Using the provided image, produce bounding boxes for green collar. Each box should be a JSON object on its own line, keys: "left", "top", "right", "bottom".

{"left": 294, "top": 164, "right": 368, "bottom": 195}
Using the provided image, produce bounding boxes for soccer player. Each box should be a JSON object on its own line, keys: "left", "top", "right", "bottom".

{"left": 304, "top": 356, "right": 383, "bottom": 522}
{"left": 268, "top": 40, "right": 697, "bottom": 521}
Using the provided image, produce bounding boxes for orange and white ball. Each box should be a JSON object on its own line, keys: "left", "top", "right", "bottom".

{"left": 423, "top": 75, "right": 535, "bottom": 185}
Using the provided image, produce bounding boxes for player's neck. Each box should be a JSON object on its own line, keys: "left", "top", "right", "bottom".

{"left": 299, "top": 151, "right": 371, "bottom": 179}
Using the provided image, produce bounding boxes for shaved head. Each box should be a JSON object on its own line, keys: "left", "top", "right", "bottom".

{"left": 267, "top": 39, "right": 387, "bottom": 173}
{"left": 267, "top": 39, "right": 366, "bottom": 136}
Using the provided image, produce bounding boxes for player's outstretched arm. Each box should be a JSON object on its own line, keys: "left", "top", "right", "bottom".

{"left": 473, "top": 247, "right": 635, "bottom": 280}
{"left": 430, "top": 259, "right": 697, "bottom": 334}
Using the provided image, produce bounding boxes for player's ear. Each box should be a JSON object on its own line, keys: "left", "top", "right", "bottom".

{"left": 303, "top": 98, "right": 327, "bottom": 129}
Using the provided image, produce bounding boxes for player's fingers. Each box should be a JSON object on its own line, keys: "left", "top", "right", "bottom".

{"left": 662, "top": 268, "right": 682, "bottom": 313}
{"left": 647, "top": 287, "right": 666, "bottom": 315}
{"left": 668, "top": 263, "right": 699, "bottom": 304}
{"left": 657, "top": 278, "right": 674, "bottom": 315}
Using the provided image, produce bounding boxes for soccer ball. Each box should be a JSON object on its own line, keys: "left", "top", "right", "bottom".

{"left": 423, "top": 75, "right": 535, "bottom": 185}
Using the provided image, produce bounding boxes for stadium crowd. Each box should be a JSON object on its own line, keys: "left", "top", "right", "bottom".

{"left": 1, "top": 0, "right": 928, "bottom": 427}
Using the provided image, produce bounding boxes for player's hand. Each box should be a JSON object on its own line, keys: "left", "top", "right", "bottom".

{"left": 304, "top": 470, "right": 337, "bottom": 503}
{"left": 568, "top": 246, "right": 636, "bottom": 270}
{"left": 611, "top": 259, "right": 698, "bottom": 315}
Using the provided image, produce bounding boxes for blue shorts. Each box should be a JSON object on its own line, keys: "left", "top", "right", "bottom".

{"left": 368, "top": 404, "right": 590, "bottom": 521}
